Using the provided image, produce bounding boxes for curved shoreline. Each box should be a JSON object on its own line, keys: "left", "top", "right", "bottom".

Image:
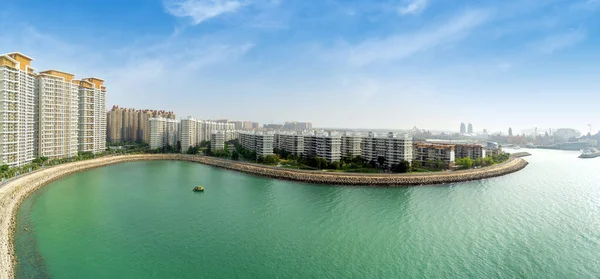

{"left": 0, "top": 154, "right": 528, "bottom": 278}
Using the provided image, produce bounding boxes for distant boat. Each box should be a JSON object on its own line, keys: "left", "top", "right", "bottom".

{"left": 514, "top": 146, "right": 521, "bottom": 150}
{"left": 192, "top": 186, "right": 204, "bottom": 192}
{"left": 579, "top": 148, "right": 600, "bottom": 159}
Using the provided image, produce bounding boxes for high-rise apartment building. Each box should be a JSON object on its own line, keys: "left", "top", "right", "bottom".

{"left": 106, "top": 106, "right": 175, "bottom": 143}
{"left": 0, "top": 53, "right": 35, "bottom": 167}
{"left": 36, "top": 70, "right": 79, "bottom": 160}
{"left": 77, "top": 78, "right": 106, "bottom": 154}
{"left": 467, "top": 123, "right": 473, "bottom": 134}
{"left": 460, "top": 123, "right": 466, "bottom": 134}
{"left": 0, "top": 52, "right": 107, "bottom": 165}
{"left": 149, "top": 117, "right": 178, "bottom": 149}
{"left": 180, "top": 117, "right": 197, "bottom": 153}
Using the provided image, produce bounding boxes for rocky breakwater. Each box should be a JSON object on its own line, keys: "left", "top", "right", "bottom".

{"left": 173, "top": 155, "right": 529, "bottom": 186}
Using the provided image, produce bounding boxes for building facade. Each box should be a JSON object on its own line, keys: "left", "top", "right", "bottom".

{"left": 413, "top": 143, "right": 456, "bottom": 168}
{"left": 106, "top": 106, "right": 175, "bottom": 144}
{"left": 275, "top": 132, "right": 305, "bottom": 156}
{"left": 304, "top": 132, "right": 342, "bottom": 163}
{"left": 0, "top": 53, "right": 35, "bottom": 166}
{"left": 361, "top": 132, "right": 413, "bottom": 167}
{"left": 36, "top": 70, "right": 79, "bottom": 160}
{"left": 149, "top": 117, "right": 178, "bottom": 149}
{"left": 239, "top": 132, "right": 274, "bottom": 157}
{"left": 210, "top": 131, "right": 225, "bottom": 152}
{"left": 341, "top": 133, "right": 362, "bottom": 159}
{"left": 454, "top": 144, "right": 486, "bottom": 160}
{"left": 77, "top": 78, "right": 106, "bottom": 154}
{"left": 180, "top": 117, "right": 197, "bottom": 153}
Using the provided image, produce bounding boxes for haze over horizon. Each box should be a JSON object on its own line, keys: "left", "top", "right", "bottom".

{"left": 1, "top": 0, "right": 599, "bottom": 133}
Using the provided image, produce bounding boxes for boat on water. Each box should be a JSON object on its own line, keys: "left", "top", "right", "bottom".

{"left": 192, "top": 186, "right": 204, "bottom": 192}
{"left": 514, "top": 146, "right": 521, "bottom": 150}
{"left": 579, "top": 148, "right": 600, "bottom": 159}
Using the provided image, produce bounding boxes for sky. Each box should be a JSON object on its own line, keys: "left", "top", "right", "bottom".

{"left": 1, "top": 0, "right": 599, "bottom": 133}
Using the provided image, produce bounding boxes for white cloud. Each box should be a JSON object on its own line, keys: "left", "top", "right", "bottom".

{"left": 398, "top": 0, "right": 428, "bottom": 15}
{"left": 164, "top": 0, "right": 246, "bottom": 24}
{"left": 531, "top": 30, "right": 586, "bottom": 54}
{"left": 342, "top": 9, "right": 490, "bottom": 66}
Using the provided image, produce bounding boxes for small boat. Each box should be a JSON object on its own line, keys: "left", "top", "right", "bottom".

{"left": 192, "top": 186, "right": 204, "bottom": 192}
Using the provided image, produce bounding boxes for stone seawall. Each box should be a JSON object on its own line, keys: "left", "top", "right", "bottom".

{"left": 0, "top": 154, "right": 528, "bottom": 278}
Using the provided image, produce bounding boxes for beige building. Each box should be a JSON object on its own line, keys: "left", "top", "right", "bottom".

{"left": 0, "top": 53, "right": 36, "bottom": 166}
{"left": 36, "top": 70, "right": 79, "bottom": 160}
{"left": 413, "top": 143, "right": 456, "bottom": 168}
{"left": 77, "top": 78, "right": 106, "bottom": 154}
{"left": 106, "top": 106, "right": 175, "bottom": 144}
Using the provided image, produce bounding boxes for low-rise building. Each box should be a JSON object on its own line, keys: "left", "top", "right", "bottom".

{"left": 413, "top": 143, "right": 455, "bottom": 168}
{"left": 275, "top": 132, "right": 305, "bottom": 156}
{"left": 304, "top": 132, "right": 341, "bottom": 163}
{"left": 341, "top": 133, "right": 362, "bottom": 159}
{"left": 455, "top": 144, "right": 486, "bottom": 160}
{"left": 362, "top": 132, "right": 413, "bottom": 167}
{"left": 239, "top": 131, "right": 274, "bottom": 157}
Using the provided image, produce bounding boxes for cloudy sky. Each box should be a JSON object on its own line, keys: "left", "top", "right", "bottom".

{"left": 1, "top": 0, "right": 599, "bottom": 133}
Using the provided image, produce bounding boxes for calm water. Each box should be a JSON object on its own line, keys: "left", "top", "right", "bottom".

{"left": 15, "top": 149, "right": 600, "bottom": 278}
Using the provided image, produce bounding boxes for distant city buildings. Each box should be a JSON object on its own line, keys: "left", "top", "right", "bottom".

{"left": 508, "top": 127, "right": 513, "bottom": 136}
{"left": 107, "top": 106, "right": 175, "bottom": 143}
{"left": 0, "top": 52, "right": 106, "bottom": 166}
{"left": 284, "top": 121, "right": 312, "bottom": 131}
{"left": 468, "top": 123, "right": 473, "bottom": 134}
{"left": 460, "top": 123, "right": 466, "bottom": 134}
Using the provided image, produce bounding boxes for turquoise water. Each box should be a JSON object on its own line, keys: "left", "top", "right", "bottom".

{"left": 15, "top": 149, "right": 600, "bottom": 278}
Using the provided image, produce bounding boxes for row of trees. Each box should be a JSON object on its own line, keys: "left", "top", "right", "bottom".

{"left": 454, "top": 153, "right": 511, "bottom": 169}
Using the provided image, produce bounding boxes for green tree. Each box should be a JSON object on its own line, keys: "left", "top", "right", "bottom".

{"left": 377, "top": 156, "right": 386, "bottom": 168}
{"left": 456, "top": 157, "right": 473, "bottom": 169}
{"left": 435, "top": 159, "right": 444, "bottom": 169}
{"left": 232, "top": 151, "right": 240, "bottom": 160}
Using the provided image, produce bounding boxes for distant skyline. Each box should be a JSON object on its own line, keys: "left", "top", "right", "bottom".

{"left": 1, "top": 0, "right": 599, "bottom": 133}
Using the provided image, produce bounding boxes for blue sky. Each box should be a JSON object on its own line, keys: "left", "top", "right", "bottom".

{"left": 1, "top": 0, "right": 599, "bottom": 133}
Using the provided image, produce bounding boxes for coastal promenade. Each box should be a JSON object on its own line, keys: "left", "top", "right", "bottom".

{"left": 0, "top": 154, "right": 528, "bottom": 278}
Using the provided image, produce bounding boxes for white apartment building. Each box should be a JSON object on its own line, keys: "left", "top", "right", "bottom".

{"left": 77, "top": 78, "right": 106, "bottom": 154}
{"left": 274, "top": 132, "right": 304, "bottom": 156}
{"left": 180, "top": 117, "right": 198, "bottom": 153}
{"left": 362, "top": 132, "right": 413, "bottom": 167}
{"left": 304, "top": 132, "right": 342, "bottom": 163}
{"left": 0, "top": 53, "right": 35, "bottom": 167}
{"left": 239, "top": 131, "right": 274, "bottom": 157}
{"left": 149, "top": 117, "right": 178, "bottom": 149}
{"left": 210, "top": 131, "right": 225, "bottom": 151}
{"left": 36, "top": 70, "right": 79, "bottom": 160}
{"left": 341, "top": 133, "right": 362, "bottom": 159}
